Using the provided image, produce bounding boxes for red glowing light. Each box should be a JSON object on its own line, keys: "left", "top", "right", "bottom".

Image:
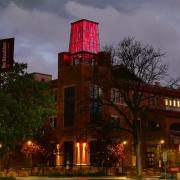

{"left": 69, "top": 19, "right": 100, "bottom": 54}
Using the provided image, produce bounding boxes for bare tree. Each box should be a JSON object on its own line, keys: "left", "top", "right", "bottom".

{"left": 93, "top": 37, "right": 169, "bottom": 177}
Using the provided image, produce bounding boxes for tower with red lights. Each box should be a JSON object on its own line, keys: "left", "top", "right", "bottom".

{"left": 69, "top": 19, "right": 99, "bottom": 54}
{"left": 57, "top": 19, "right": 110, "bottom": 167}
{"left": 58, "top": 19, "right": 101, "bottom": 69}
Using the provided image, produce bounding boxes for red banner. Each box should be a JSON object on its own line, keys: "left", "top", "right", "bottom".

{"left": 0, "top": 38, "right": 14, "bottom": 70}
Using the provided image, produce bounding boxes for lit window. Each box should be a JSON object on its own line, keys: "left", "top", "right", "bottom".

{"left": 165, "top": 99, "right": 168, "bottom": 106}
{"left": 177, "top": 101, "right": 180, "bottom": 107}
{"left": 173, "top": 100, "right": 177, "bottom": 107}
{"left": 169, "top": 99, "right": 172, "bottom": 106}
{"left": 76, "top": 142, "right": 88, "bottom": 165}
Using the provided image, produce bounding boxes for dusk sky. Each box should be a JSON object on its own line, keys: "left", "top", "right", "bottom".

{"left": 0, "top": 0, "right": 180, "bottom": 79}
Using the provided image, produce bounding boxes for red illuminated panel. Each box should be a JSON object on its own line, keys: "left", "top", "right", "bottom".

{"left": 63, "top": 53, "right": 70, "bottom": 61}
{"left": 69, "top": 19, "right": 99, "bottom": 54}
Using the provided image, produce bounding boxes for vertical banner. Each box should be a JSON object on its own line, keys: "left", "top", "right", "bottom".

{"left": 0, "top": 38, "right": 14, "bottom": 70}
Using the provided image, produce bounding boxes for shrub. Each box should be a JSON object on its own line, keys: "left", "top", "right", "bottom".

{"left": 0, "top": 177, "right": 16, "bottom": 180}
{"left": 48, "top": 171, "right": 62, "bottom": 177}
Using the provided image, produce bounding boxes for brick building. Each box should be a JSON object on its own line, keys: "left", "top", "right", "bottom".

{"left": 50, "top": 19, "right": 180, "bottom": 170}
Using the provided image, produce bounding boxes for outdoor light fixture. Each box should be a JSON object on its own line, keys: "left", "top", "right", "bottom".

{"left": 160, "top": 140, "right": 165, "bottom": 144}
{"left": 76, "top": 142, "right": 88, "bottom": 165}
{"left": 76, "top": 142, "right": 80, "bottom": 147}
{"left": 123, "top": 141, "right": 127, "bottom": 145}
{"left": 27, "top": 140, "right": 32, "bottom": 146}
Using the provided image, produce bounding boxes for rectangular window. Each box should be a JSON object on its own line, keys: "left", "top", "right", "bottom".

{"left": 64, "top": 87, "right": 75, "bottom": 127}
{"left": 164, "top": 98, "right": 169, "bottom": 106}
{"left": 90, "top": 85, "right": 102, "bottom": 125}
{"left": 111, "top": 88, "right": 124, "bottom": 104}
{"left": 177, "top": 101, "right": 180, "bottom": 107}
{"left": 169, "top": 99, "right": 172, "bottom": 106}
{"left": 89, "top": 85, "right": 102, "bottom": 99}
{"left": 76, "top": 142, "right": 88, "bottom": 165}
{"left": 173, "top": 100, "right": 176, "bottom": 107}
{"left": 149, "top": 95, "right": 157, "bottom": 106}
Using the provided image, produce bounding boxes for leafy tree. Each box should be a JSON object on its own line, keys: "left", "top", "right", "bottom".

{"left": 93, "top": 37, "right": 172, "bottom": 176}
{"left": 89, "top": 117, "right": 127, "bottom": 168}
{"left": 0, "top": 63, "right": 56, "bottom": 154}
{"left": 21, "top": 140, "right": 47, "bottom": 166}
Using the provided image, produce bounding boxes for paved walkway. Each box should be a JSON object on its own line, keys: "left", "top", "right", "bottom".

{"left": 15, "top": 176, "right": 161, "bottom": 180}
{"left": 15, "top": 176, "right": 128, "bottom": 180}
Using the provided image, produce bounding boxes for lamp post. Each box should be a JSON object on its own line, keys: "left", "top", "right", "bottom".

{"left": 27, "top": 140, "right": 33, "bottom": 173}
{"left": 121, "top": 141, "right": 127, "bottom": 174}
{"left": 0, "top": 143, "right": 2, "bottom": 172}
{"left": 159, "top": 140, "right": 165, "bottom": 168}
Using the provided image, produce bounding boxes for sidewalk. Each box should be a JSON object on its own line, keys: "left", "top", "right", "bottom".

{"left": 16, "top": 177, "right": 127, "bottom": 180}
{"left": 15, "top": 176, "right": 161, "bottom": 180}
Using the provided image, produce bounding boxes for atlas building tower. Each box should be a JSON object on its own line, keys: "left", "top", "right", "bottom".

{"left": 56, "top": 19, "right": 110, "bottom": 166}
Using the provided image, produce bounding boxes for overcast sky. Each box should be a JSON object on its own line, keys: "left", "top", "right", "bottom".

{"left": 0, "top": 0, "right": 180, "bottom": 79}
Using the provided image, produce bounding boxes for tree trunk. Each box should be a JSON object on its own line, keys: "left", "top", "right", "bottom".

{"left": 136, "top": 134, "right": 142, "bottom": 177}
{"left": 135, "top": 118, "right": 142, "bottom": 177}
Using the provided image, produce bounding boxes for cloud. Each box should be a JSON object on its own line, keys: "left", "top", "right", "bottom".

{"left": 1, "top": 0, "right": 180, "bottom": 79}
{"left": 0, "top": 2, "right": 70, "bottom": 78}
{"left": 65, "top": 1, "right": 180, "bottom": 77}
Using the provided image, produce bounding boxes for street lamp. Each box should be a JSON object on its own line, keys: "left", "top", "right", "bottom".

{"left": 0, "top": 143, "right": 2, "bottom": 172}
{"left": 122, "top": 141, "right": 127, "bottom": 145}
{"left": 26, "top": 140, "right": 33, "bottom": 173}
{"left": 160, "top": 140, "right": 165, "bottom": 145}
{"left": 159, "top": 139, "right": 165, "bottom": 168}
{"left": 27, "top": 140, "right": 32, "bottom": 146}
{"left": 121, "top": 141, "right": 127, "bottom": 174}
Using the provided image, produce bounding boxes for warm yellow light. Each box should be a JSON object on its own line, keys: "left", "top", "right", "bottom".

{"left": 0, "top": 144, "right": 2, "bottom": 148}
{"left": 76, "top": 142, "right": 88, "bottom": 165}
{"left": 165, "top": 99, "right": 168, "bottom": 106}
{"left": 76, "top": 142, "right": 80, "bottom": 165}
{"left": 169, "top": 99, "right": 172, "bottom": 106}
{"left": 160, "top": 140, "right": 165, "bottom": 144}
{"left": 82, "top": 143, "right": 86, "bottom": 164}
{"left": 177, "top": 101, "right": 180, "bottom": 107}
{"left": 173, "top": 100, "right": 176, "bottom": 107}
{"left": 27, "top": 140, "right": 32, "bottom": 146}
{"left": 123, "top": 141, "right": 127, "bottom": 145}
{"left": 56, "top": 144, "right": 60, "bottom": 150}
{"left": 56, "top": 154, "right": 61, "bottom": 166}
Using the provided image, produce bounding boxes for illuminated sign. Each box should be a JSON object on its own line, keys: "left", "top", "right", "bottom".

{"left": 0, "top": 38, "right": 14, "bottom": 70}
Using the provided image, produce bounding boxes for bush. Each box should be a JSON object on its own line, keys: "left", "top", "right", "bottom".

{"left": 87, "top": 171, "right": 106, "bottom": 176}
{"left": 48, "top": 171, "right": 63, "bottom": 177}
{"left": 47, "top": 169, "right": 106, "bottom": 177}
{"left": 0, "top": 177, "right": 16, "bottom": 180}
{"left": 159, "top": 172, "right": 176, "bottom": 179}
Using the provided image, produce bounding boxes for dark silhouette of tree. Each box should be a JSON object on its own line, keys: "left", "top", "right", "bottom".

{"left": 93, "top": 37, "right": 173, "bottom": 176}
{"left": 0, "top": 62, "right": 56, "bottom": 154}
